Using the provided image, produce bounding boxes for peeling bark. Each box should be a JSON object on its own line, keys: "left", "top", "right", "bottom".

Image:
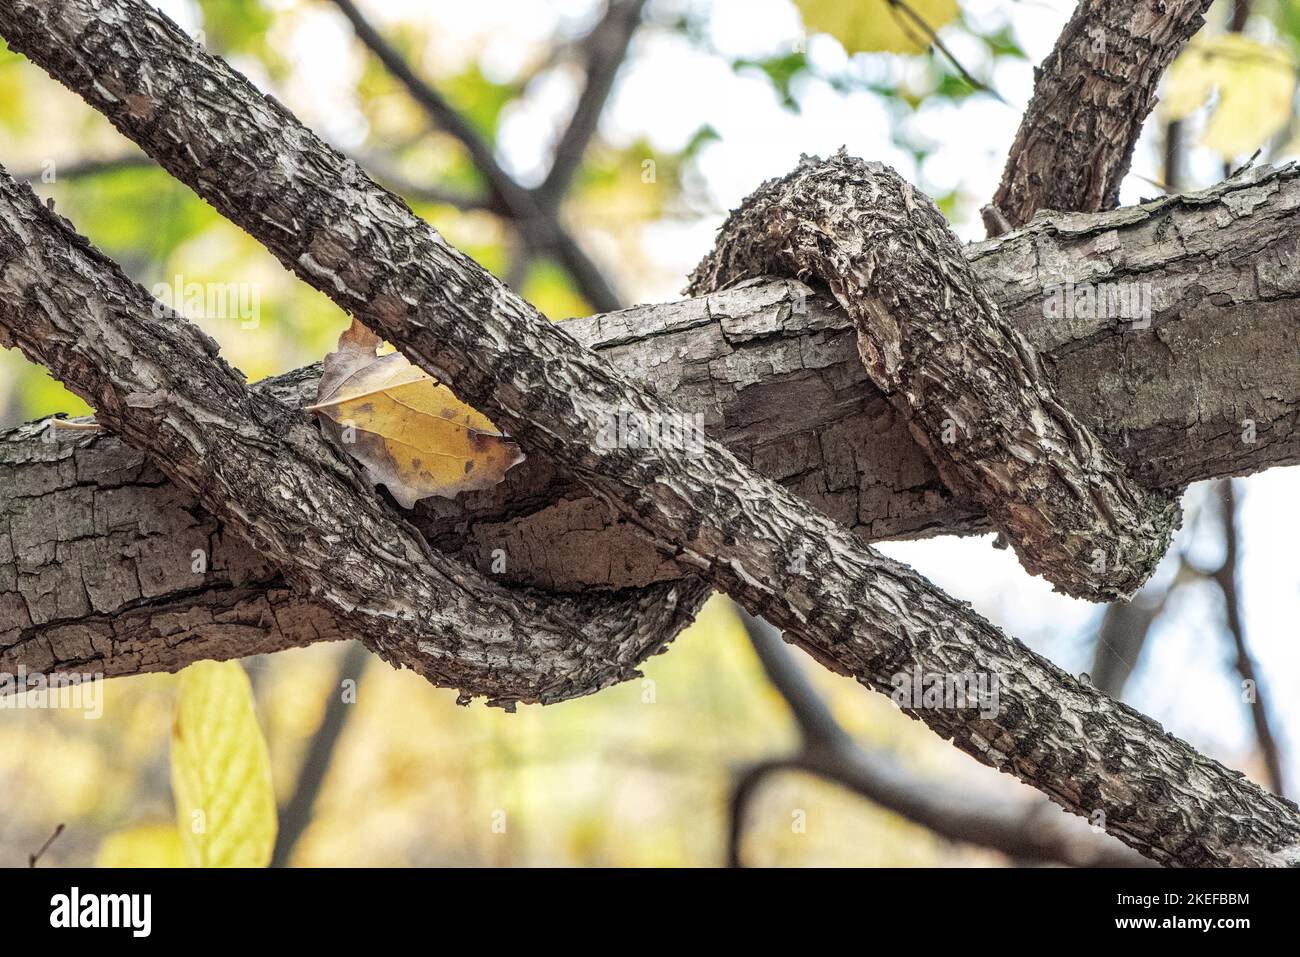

{"left": 991, "top": 0, "right": 1214, "bottom": 231}
{"left": 4, "top": 0, "right": 1299, "bottom": 865}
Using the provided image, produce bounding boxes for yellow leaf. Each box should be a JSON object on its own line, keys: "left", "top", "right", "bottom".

{"left": 306, "top": 320, "right": 524, "bottom": 508}
{"left": 171, "top": 661, "right": 277, "bottom": 868}
{"left": 796, "top": 0, "right": 960, "bottom": 55}
{"left": 96, "top": 823, "right": 187, "bottom": 868}
{"left": 1164, "top": 34, "right": 1296, "bottom": 158}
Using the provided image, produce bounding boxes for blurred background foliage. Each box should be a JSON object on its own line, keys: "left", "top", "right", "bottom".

{"left": 2, "top": 0, "right": 1299, "bottom": 866}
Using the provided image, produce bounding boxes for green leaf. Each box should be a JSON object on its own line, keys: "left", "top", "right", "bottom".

{"left": 171, "top": 661, "right": 277, "bottom": 868}
{"left": 442, "top": 64, "right": 520, "bottom": 145}
{"left": 196, "top": 0, "right": 274, "bottom": 57}
{"left": 733, "top": 51, "right": 809, "bottom": 111}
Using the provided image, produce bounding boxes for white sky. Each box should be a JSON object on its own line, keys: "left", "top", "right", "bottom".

{"left": 144, "top": 0, "right": 1300, "bottom": 792}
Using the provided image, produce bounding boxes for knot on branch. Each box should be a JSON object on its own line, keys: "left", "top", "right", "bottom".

{"left": 687, "top": 150, "right": 1180, "bottom": 602}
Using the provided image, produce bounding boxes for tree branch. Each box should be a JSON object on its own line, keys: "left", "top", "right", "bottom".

{"left": 271, "top": 640, "right": 370, "bottom": 867}
{"left": 535, "top": 0, "right": 647, "bottom": 211}
{"left": 1212, "top": 479, "right": 1286, "bottom": 795}
{"left": 13, "top": 150, "right": 488, "bottom": 211}
{"left": 688, "top": 151, "right": 1179, "bottom": 601}
{"left": 0, "top": 166, "right": 707, "bottom": 708}
{"left": 6, "top": 166, "right": 1300, "bottom": 674}
{"left": 989, "top": 0, "right": 1214, "bottom": 233}
{"left": 729, "top": 608, "right": 1147, "bottom": 867}
{"left": 5, "top": 0, "right": 1300, "bottom": 864}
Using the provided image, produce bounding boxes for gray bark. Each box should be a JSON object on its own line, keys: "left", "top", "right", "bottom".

{"left": 3, "top": 0, "right": 1299, "bottom": 866}
{"left": 990, "top": 0, "right": 1214, "bottom": 231}
{"left": 688, "top": 151, "right": 1179, "bottom": 602}
{"left": 7, "top": 165, "right": 1299, "bottom": 666}
{"left": 0, "top": 171, "right": 706, "bottom": 708}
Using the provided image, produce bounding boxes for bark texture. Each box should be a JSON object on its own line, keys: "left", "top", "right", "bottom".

{"left": 688, "top": 151, "right": 1180, "bottom": 602}
{"left": 0, "top": 169, "right": 706, "bottom": 707}
{"left": 7, "top": 165, "right": 1300, "bottom": 646}
{"left": 4, "top": 0, "right": 1300, "bottom": 865}
{"left": 990, "top": 0, "right": 1214, "bottom": 231}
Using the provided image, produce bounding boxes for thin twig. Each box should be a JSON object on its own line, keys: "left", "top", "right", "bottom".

{"left": 326, "top": 0, "right": 622, "bottom": 311}
{"left": 886, "top": 0, "right": 1006, "bottom": 103}
{"left": 728, "top": 606, "right": 1146, "bottom": 867}
{"left": 1212, "top": 480, "right": 1286, "bottom": 795}
{"left": 536, "top": 0, "right": 648, "bottom": 210}
{"left": 28, "top": 823, "right": 65, "bottom": 867}
{"left": 17, "top": 150, "right": 487, "bottom": 211}
{"left": 271, "top": 640, "right": 370, "bottom": 867}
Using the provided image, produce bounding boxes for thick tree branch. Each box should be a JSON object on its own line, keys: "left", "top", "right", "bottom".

{"left": 688, "top": 151, "right": 1179, "bottom": 601}
{"left": 7, "top": 166, "right": 1300, "bottom": 675}
{"left": 989, "top": 0, "right": 1214, "bottom": 233}
{"left": 6, "top": 0, "right": 1298, "bottom": 865}
{"left": 0, "top": 166, "right": 706, "bottom": 708}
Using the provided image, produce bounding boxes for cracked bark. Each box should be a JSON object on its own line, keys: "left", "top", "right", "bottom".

{"left": 0, "top": 170, "right": 706, "bottom": 708}
{"left": 990, "top": 0, "right": 1214, "bottom": 232}
{"left": 688, "top": 151, "right": 1180, "bottom": 602}
{"left": 3, "top": 0, "right": 1299, "bottom": 865}
{"left": 8, "top": 165, "right": 1299, "bottom": 671}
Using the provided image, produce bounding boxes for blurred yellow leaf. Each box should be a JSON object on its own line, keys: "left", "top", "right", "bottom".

{"left": 796, "top": 0, "right": 960, "bottom": 55}
{"left": 1165, "top": 34, "right": 1296, "bottom": 158}
{"left": 96, "top": 823, "right": 187, "bottom": 868}
{"left": 171, "top": 661, "right": 277, "bottom": 867}
{"left": 306, "top": 320, "right": 523, "bottom": 508}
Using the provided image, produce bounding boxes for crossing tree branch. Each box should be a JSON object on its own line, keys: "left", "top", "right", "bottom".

{"left": 327, "top": 0, "right": 623, "bottom": 311}
{"left": 689, "top": 151, "right": 1179, "bottom": 601}
{"left": 3, "top": 0, "right": 1300, "bottom": 865}
{"left": 7, "top": 164, "right": 1300, "bottom": 678}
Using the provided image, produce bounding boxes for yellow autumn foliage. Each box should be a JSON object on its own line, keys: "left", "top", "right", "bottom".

{"left": 795, "top": 0, "right": 960, "bottom": 56}
{"left": 1165, "top": 34, "right": 1296, "bottom": 158}
{"left": 171, "top": 661, "right": 277, "bottom": 867}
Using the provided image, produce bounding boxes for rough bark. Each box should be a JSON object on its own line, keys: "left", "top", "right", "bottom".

{"left": 688, "top": 151, "right": 1180, "bottom": 601}
{"left": 730, "top": 608, "right": 1148, "bottom": 867}
{"left": 0, "top": 168, "right": 706, "bottom": 707}
{"left": 8, "top": 163, "right": 1299, "bottom": 653}
{"left": 990, "top": 0, "right": 1214, "bottom": 232}
{"left": 5, "top": 0, "right": 1299, "bottom": 865}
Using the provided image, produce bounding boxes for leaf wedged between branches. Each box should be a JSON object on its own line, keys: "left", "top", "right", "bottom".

{"left": 306, "top": 319, "right": 524, "bottom": 508}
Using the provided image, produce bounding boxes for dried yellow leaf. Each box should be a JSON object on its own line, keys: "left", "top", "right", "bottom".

{"left": 306, "top": 320, "right": 524, "bottom": 508}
